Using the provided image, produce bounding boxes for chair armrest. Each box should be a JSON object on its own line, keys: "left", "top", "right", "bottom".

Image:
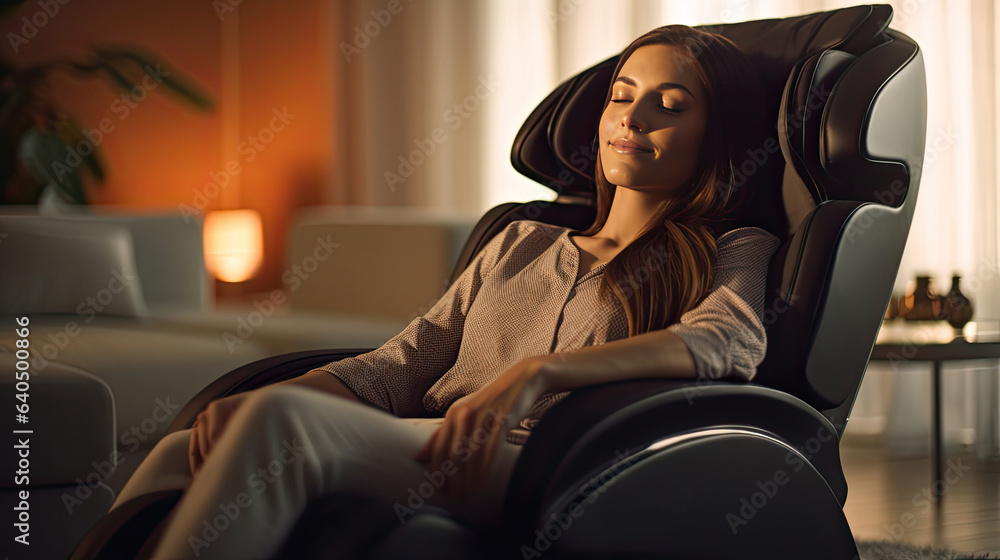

{"left": 167, "top": 348, "right": 374, "bottom": 433}
{"left": 502, "top": 378, "right": 846, "bottom": 536}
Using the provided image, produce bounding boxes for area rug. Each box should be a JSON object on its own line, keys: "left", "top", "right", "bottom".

{"left": 857, "top": 539, "right": 997, "bottom": 559}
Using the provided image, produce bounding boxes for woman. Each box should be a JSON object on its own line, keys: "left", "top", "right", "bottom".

{"left": 109, "top": 24, "right": 781, "bottom": 559}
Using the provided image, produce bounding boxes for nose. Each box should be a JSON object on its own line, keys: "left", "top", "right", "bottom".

{"left": 621, "top": 108, "right": 643, "bottom": 132}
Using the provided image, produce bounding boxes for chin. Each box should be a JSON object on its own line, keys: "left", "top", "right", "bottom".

{"left": 601, "top": 163, "right": 687, "bottom": 194}
{"left": 611, "top": 181, "right": 691, "bottom": 202}
{"left": 601, "top": 167, "right": 647, "bottom": 188}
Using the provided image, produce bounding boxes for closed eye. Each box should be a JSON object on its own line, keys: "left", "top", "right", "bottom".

{"left": 610, "top": 99, "right": 680, "bottom": 113}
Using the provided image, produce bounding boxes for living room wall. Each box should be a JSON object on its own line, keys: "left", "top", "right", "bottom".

{"left": 0, "top": 0, "right": 347, "bottom": 296}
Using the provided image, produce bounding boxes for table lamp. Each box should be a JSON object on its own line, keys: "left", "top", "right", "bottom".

{"left": 203, "top": 209, "right": 263, "bottom": 284}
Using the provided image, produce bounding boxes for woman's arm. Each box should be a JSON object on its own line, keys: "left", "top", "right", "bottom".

{"left": 534, "top": 328, "right": 697, "bottom": 392}
{"left": 535, "top": 227, "right": 781, "bottom": 393}
{"left": 274, "top": 370, "right": 362, "bottom": 403}
{"left": 415, "top": 227, "right": 779, "bottom": 514}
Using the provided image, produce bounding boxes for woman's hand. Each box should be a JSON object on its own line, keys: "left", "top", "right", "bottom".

{"left": 188, "top": 391, "right": 253, "bottom": 477}
{"left": 413, "top": 358, "right": 550, "bottom": 524}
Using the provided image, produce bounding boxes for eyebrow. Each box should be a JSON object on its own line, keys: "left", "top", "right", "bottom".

{"left": 614, "top": 76, "right": 695, "bottom": 99}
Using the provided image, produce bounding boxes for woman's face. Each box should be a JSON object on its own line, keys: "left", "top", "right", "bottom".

{"left": 598, "top": 43, "right": 709, "bottom": 196}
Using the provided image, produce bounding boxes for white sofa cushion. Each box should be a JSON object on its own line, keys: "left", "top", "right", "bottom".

{"left": 0, "top": 216, "right": 149, "bottom": 318}
{"left": 47, "top": 211, "right": 211, "bottom": 315}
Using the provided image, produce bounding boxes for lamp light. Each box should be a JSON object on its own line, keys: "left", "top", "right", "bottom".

{"left": 203, "top": 209, "right": 263, "bottom": 283}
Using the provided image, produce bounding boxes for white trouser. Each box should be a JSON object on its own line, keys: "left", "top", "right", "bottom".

{"left": 110, "top": 384, "right": 523, "bottom": 560}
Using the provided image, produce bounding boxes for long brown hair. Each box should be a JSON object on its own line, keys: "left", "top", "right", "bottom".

{"left": 584, "top": 25, "right": 766, "bottom": 336}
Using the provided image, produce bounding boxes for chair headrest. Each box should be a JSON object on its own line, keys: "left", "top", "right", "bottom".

{"left": 510, "top": 4, "right": 895, "bottom": 239}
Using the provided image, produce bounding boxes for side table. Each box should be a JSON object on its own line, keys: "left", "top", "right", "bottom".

{"left": 869, "top": 320, "right": 1000, "bottom": 508}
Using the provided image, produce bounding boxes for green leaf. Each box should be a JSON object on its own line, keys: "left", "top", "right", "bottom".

{"left": 94, "top": 46, "right": 215, "bottom": 110}
{"left": 39, "top": 52, "right": 139, "bottom": 94}
{"left": 92, "top": 58, "right": 138, "bottom": 94}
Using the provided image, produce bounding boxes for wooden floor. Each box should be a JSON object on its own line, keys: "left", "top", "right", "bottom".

{"left": 841, "top": 442, "right": 1000, "bottom": 556}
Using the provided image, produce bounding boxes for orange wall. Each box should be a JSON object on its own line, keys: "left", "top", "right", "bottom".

{"left": 0, "top": 0, "right": 337, "bottom": 295}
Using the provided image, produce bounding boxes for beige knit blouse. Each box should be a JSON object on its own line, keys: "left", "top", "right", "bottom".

{"left": 308, "top": 220, "right": 781, "bottom": 430}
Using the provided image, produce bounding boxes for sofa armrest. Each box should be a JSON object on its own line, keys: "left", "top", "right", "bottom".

{"left": 0, "top": 352, "right": 116, "bottom": 487}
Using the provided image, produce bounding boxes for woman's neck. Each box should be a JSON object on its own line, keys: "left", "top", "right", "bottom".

{"left": 591, "top": 186, "right": 670, "bottom": 246}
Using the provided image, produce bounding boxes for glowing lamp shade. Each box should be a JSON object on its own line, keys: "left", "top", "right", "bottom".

{"left": 203, "top": 209, "right": 264, "bottom": 283}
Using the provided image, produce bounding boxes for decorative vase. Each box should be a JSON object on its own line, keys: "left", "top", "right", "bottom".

{"left": 941, "top": 274, "right": 974, "bottom": 330}
{"left": 37, "top": 182, "right": 76, "bottom": 216}
{"left": 901, "top": 275, "right": 944, "bottom": 321}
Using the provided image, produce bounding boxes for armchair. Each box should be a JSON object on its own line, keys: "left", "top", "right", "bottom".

{"left": 71, "top": 4, "right": 925, "bottom": 559}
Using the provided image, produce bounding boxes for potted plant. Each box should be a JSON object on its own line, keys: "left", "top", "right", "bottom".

{"left": 0, "top": 0, "right": 214, "bottom": 206}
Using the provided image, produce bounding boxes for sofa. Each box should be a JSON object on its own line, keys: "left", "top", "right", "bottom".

{"left": 0, "top": 203, "right": 477, "bottom": 559}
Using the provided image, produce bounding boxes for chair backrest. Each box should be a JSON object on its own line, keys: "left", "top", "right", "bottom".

{"left": 452, "top": 4, "right": 926, "bottom": 435}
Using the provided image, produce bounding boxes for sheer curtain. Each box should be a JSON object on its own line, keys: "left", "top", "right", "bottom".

{"left": 341, "top": 0, "right": 1000, "bottom": 459}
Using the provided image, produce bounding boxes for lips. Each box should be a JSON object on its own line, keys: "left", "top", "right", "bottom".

{"left": 609, "top": 138, "right": 653, "bottom": 154}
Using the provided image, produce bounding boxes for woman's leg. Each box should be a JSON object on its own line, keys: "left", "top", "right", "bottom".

{"left": 147, "top": 384, "right": 522, "bottom": 560}
{"left": 111, "top": 429, "right": 194, "bottom": 509}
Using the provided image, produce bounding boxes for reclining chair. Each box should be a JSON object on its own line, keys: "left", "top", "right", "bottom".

{"left": 71, "top": 4, "right": 926, "bottom": 559}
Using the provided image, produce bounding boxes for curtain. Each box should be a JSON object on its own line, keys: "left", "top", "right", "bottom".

{"left": 337, "top": 0, "right": 999, "bottom": 459}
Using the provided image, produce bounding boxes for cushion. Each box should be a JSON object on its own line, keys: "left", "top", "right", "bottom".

{"left": 0, "top": 216, "right": 149, "bottom": 317}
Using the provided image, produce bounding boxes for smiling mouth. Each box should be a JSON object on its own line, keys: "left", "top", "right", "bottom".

{"left": 609, "top": 140, "right": 653, "bottom": 155}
